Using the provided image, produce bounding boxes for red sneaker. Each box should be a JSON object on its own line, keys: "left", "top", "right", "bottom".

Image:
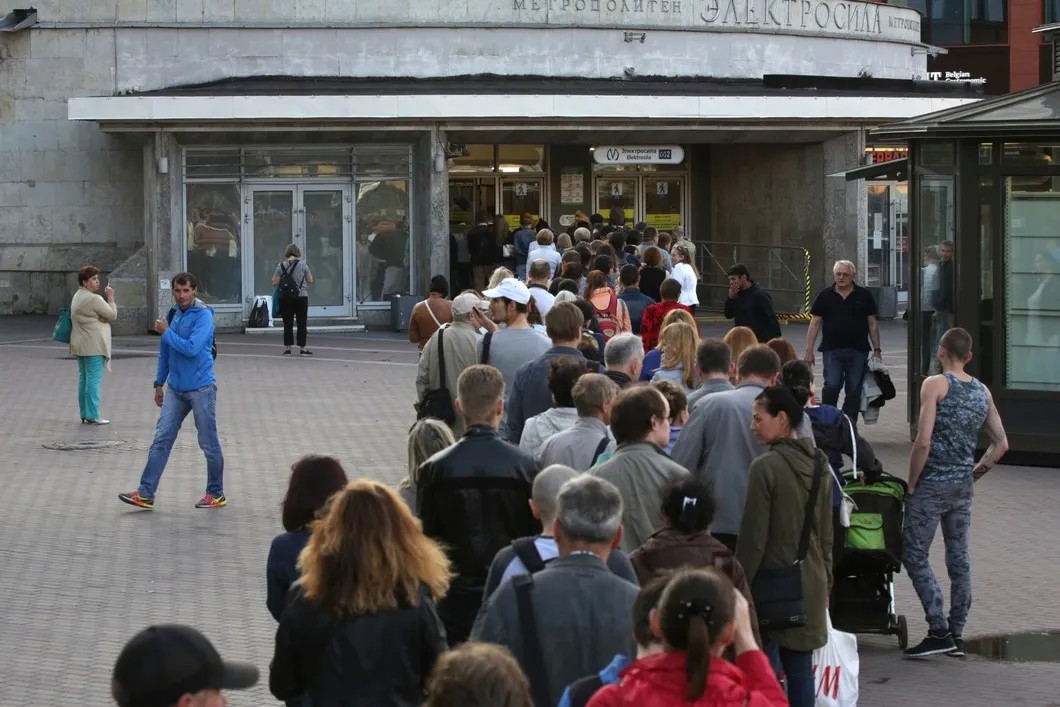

{"left": 195, "top": 494, "right": 227, "bottom": 509}
{"left": 118, "top": 490, "right": 154, "bottom": 510}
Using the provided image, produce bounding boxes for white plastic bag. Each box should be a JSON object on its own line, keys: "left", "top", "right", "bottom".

{"left": 812, "top": 617, "right": 859, "bottom": 707}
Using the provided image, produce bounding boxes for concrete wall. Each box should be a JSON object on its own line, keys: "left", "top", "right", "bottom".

{"left": 0, "top": 29, "right": 143, "bottom": 315}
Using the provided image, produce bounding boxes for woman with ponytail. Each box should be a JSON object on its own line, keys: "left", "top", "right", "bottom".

{"left": 587, "top": 569, "right": 787, "bottom": 706}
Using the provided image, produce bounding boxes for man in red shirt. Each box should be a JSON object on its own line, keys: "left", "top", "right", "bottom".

{"left": 639, "top": 278, "right": 692, "bottom": 351}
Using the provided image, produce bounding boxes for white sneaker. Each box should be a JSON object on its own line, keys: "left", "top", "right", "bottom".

{"left": 85, "top": 418, "right": 110, "bottom": 425}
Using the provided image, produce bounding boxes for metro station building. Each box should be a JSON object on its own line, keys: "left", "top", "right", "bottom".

{"left": 0, "top": 1, "right": 977, "bottom": 330}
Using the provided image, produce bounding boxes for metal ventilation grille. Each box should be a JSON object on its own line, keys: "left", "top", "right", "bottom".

{"left": 184, "top": 146, "right": 412, "bottom": 180}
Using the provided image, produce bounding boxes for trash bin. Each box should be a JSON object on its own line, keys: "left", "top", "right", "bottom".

{"left": 867, "top": 286, "right": 898, "bottom": 320}
{"left": 387, "top": 294, "right": 422, "bottom": 332}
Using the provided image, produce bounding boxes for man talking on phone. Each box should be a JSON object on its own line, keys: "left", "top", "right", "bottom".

{"left": 118, "top": 272, "right": 226, "bottom": 511}
{"left": 902, "top": 327, "right": 1008, "bottom": 659}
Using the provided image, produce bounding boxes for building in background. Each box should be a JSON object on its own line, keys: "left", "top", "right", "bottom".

{"left": 0, "top": 2, "right": 977, "bottom": 331}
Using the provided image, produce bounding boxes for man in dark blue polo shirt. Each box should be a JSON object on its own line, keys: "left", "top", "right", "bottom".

{"left": 803, "top": 259, "right": 882, "bottom": 423}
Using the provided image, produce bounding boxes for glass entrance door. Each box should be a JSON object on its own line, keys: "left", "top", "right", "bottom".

{"left": 247, "top": 185, "right": 353, "bottom": 318}
{"left": 596, "top": 177, "right": 638, "bottom": 225}
{"left": 644, "top": 177, "right": 684, "bottom": 233}
{"left": 501, "top": 178, "right": 542, "bottom": 231}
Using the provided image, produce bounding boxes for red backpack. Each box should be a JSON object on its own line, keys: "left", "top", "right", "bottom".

{"left": 593, "top": 292, "right": 621, "bottom": 342}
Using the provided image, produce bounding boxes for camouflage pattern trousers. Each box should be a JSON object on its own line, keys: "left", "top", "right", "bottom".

{"left": 902, "top": 478, "right": 974, "bottom": 636}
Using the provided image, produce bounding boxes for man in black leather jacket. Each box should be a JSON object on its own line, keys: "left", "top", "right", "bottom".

{"left": 418, "top": 364, "right": 540, "bottom": 645}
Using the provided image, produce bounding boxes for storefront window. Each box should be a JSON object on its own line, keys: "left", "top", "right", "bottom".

{"left": 895, "top": 0, "right": 1006, "bottom": 44}
{"left": 1002, "top": 143, "right": 1060, "bottom": 165}
{"left": 979, "top": 177, "right": 995, "bottom": 384}
{"left": 186, "top": 183, "right": 242, "bottom": 305}
{"left": 356, "top": 180, "right": 410, "bottom": 303}
{"left": 1004, "top": 178, "right": 1060, "bottom": 391}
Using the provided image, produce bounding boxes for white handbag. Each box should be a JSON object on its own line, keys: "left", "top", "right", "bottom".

{"left": 813, "top": 615, "right": 860, "bottom": 707}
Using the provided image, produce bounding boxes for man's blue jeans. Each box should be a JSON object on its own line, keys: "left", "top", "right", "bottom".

{"left": 822, "top": 349, "right": 869, "bottom": 423}
{"left": 138, "top": 384, "right": 224, "bottom": 499}
{"left": 764, "top": 641, "right": 814, "bottom": 707}
{"left": 76, "top": 355, "right": 105, "bottom": 420}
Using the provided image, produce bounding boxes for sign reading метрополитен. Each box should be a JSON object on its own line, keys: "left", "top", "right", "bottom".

{"left": 506, "top": 0, "right": 921, "bottom": 44}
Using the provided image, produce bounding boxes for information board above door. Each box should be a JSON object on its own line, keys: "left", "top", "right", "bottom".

{"left": 593, "top": 146, "right": 685, "bottom": 165}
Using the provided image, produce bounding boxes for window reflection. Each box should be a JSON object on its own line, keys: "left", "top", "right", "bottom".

{"left": 186, "top": 184, "right": 241, "bottom": 304}
{"left": 1005, "top": 179, "right": 1060, "bottom": 391}
{"left": 917, "top": 175, "right": 955, "bottom": 375}
{"left": 357, "top": 181, "right": 410, "bottom": 303}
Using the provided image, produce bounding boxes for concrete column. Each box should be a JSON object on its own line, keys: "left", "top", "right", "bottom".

{"left": 822, "top": 131, "right": 866, "bottom": 285}
{"left": 427, "top": 126, "right": 450, "bottom": 284}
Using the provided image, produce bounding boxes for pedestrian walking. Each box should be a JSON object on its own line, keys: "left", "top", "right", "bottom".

{"left": 737, "top": 386, "right": 833, "bottom": 707}
{"left": 398, "top": 418, "right": 456, "bottom": 515}
{"left": 70, "top": 265, "right": 117, "bottom": 425}
{"left": 723, "top": 264, "right": 781, "bottom": 343}
{"left": 514, "top": 212, "right": 537, "bottom": 280}
{"left": 804, "top": 259, "right": 882, "bottom": 423}
{"left": 118, "top": 273, "right": 225, "bottom": 511}
{"left": 651, "top": 381, "right": 689, "bottom": 453}
{"left": 603, "top": 333, "right": 645, "bottom": 389}
{"left": 418, "top": 365, "right": 540, "bottom": 645}
{"left": 617, "top": 264, "right": 655, "bottom": 334}
{"left": 590, "top": 385, "right": 690, "bottom": 553}
{"left": 585, "top": 569, "right": 786, "bottom": 707}
{"left": 903, "top": 327, "right": 1008, "bottom": 658}
{"left": 685, "top": 339, "right": 735, "bottom": 410}
{"left": 650, "top": 322, "right": 699, "bottom": 393}
{"left": 638, "top": 246, "right": 668, "bottom": 302}
{"left": 639, "top": 279, "right": 693, "bottom": 352}
{"left": 270, "top": 480, "right": 451, "bottom": 705}
{"left": 537, "top": 374, "right": 618, "bottom": 471}
{"left": 586, "top": 271, "right": 632, "bottom": 341}
{"left": 409, "top": 275, "right": 454, "bottom": 350}
{"left": 722, "top": 326, "right": 757, "bottom": 383}
{"left": 527, "top": 229, "right": 563, "bottom": 277}
{"left": 669, "top": 245, "right": 699, "bottom": 309}
{"left": 112, "top": 625, "right": 258, "bottom": 707}
{"left": 519, "top": 358, "right": 585, "bottom": 459}
{"left": 472, "top": 475, "right": 638, "bottom": 707}
{"left": 273, "top": 244, "right": 314, "bottom": 356}
{"left": 640, "top": 307, "right": 699, "bottom": 382}
{"left": 425, "top": 643, "right": 534, "bottom": 707}
{"left": 527, "top": 259, "right": 556, "bottom": 316}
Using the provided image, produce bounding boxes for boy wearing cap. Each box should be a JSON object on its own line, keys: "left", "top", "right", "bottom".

{"left": 112, "top": 624, "right": 258, "bottom": 707}
{"left": 480, "top": 278, "right": 551, "bottom": 433}
{"left": 416, "top": 291, "right": 490, "bottom": 438}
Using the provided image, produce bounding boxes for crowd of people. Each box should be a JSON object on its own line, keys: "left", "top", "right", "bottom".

{"left": 100, "top": 225, "right": 1009, "bottom": 705}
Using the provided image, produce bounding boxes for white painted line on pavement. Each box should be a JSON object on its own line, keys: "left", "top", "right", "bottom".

{"left": 1, "top": 343, "right": 419, "bottom": 367}
{"left": 0, "top": 337, "right": 53, "bottom": 345}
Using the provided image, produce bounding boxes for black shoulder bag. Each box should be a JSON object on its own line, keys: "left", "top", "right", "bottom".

{"left": 513, "top": 574, "right": 551, "bottom": 707}
{"left": 480, "top": 331, "right": 493, "bottom": 365}
{"left": 415, "top": 326, "right": 456, "bottom": 425}
{"left": 751, "top": 451, "right": 824, "bottom": 631}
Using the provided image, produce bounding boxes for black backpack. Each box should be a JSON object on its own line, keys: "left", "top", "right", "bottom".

{"left": 167, "top": 306, "right": 217, "bottom": 360}
{"left": 277, "top": 260, "right": 303, "bottom": 299}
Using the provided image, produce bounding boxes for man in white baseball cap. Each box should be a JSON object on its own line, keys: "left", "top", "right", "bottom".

{"left": 480, "top": 278, "right": 551, "bottom": 435}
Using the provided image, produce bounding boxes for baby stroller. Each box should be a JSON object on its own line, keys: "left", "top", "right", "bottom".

{"left": 830, "top": 469, "right": 910, "bottom": 649}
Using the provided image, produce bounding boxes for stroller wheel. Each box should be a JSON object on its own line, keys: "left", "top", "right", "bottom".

{"left": 897, "top": 615, "right": 909, "bottom": 649}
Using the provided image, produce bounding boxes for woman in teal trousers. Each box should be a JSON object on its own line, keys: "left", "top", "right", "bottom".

{"left": 70, "top": 265, "right": 117, "bottom": 424}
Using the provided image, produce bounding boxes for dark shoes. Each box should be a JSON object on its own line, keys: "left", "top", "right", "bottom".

{"left": 282, "top": 348, "right": 292, "bottom": 355}
{"left": 904, "top": 630, "right": 957, "bottom": 658}
{"left": 299, "top": 348, "right": 313, "bottom": 356}
{"left": 948, "top": 636, "right": 966, "bottom": 658}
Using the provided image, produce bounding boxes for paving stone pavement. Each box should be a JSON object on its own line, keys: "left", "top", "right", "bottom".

{"left": 0, "top": 317, "right": 1057, "bottom": 706}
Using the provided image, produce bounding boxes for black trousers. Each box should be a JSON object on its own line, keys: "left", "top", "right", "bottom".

{"left": 280, "top": 296, "right": 309, "bottom": 348}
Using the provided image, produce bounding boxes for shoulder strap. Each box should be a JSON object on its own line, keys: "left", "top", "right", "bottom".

{"left": 511, "top": 537, "right": 546, "bottom": 574}
{"left": 436, "top": 326, "right": 448, "bottom": 390}
{"left": 423, "top": 299, "right": 441, "bottom": 327}
{"left": 796, "top": 452, "right": 825, "bottom": 563}
{"left": 166, "top": 306, "right": 176, "bottom": 324}
{"left": 566, "top": 675, "right": 606, "bottom": 707}
{"left": 480, "top": 331, "right": 493, "bottom": 365}
{"left": 591, "top": 436, "right": 610, "bottom": 466}
{"left": 513, "top": 574, "right": 551, "bottom": 707}
{"left": 843, "top": 413, "right": 858, "bottom": 481}
{"left": 605, "top": 292, "right": 619, "bottom": 317}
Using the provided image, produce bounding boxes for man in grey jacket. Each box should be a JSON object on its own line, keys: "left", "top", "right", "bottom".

{"left": 672, "top": 344, "right": 812, "bottom": 551}
{"left": 686, "top": 338, "right": 735, "bottom": 410}
{"left": 537, "top": 374, "right": 618, "bottom": 471}
{"left": 589, "top": 385, "right": 690, "bottom": 553}
{"left": 472, "top": 475, "right": 637, "bottom": 707}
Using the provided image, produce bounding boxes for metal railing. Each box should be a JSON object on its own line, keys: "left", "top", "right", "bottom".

{"left": 693, "top": 242, "right": 812, "bottom": 318}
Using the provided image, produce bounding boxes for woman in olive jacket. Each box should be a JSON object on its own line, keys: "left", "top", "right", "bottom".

{"left": 736, "top": 385, "right": 833, "bottom": 707}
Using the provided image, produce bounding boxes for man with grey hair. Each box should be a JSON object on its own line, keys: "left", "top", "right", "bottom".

{"left": 472, "top": 475, "right": 638, "bottom": 707}
{"left": 603, "top": 333, "right": 645, "bottom": 389}
{"left": 481, "top": 464, "right": 638, "bottom": 599}
{"left": 573, "top": 226, "right": 592, "bottom": 243}
{"left": 804, "top": 259, "right": 882, "bottom": 423}
{"left": 537, "top": 373, "right": 618, "bottom": 471}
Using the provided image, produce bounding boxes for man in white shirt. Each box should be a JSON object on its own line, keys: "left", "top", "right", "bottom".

{"left": 527, "top": 259, "right": 555, "bottom": 317}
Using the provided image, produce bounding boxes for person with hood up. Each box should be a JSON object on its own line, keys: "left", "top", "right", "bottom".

{"left": 737, "top": 386, "right": 833, "bottom": 707}
{"left": 586, "top": 568, "right": 786, "bottom": 707}
{"left": 119, "top": 272, "right": 225, "bottom": 511}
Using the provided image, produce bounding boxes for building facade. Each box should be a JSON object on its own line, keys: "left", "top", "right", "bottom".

{"left": 0, "top": 1, "right": 976, "bottom": 331}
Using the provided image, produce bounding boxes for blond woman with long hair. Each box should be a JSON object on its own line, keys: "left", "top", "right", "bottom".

{"left": 651, "top": 322, "right": 700, "bottom": 392}
{"left": 270, "top": 480, "right": 452, "bottom": 706}
{"left": 399, "top": 418, "right": 457, "bottom": 515}
{"left": 640, "top": 306, "right": 701, "bottom": 382}
{"left": 724, "top": 326, "right": 758, "bottom": 383}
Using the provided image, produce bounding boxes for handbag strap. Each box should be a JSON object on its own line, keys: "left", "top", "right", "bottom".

{"left": 436, "top": 326, "right": 448, "bottom": 391}
{"left": 843, "top": 413, "right": 858, "bottom": 481}
{"left": 424, "top": 298, "right": 441, "bottom": 327}
{"left": 513, "top": 574, "right": 551, "bottom": 707}
{"left": 796, "top": 452, "right": 824, "bottom": 564}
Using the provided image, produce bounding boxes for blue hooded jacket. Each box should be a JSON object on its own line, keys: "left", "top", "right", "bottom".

{"left": 155, "top": 298, "right": 216, "bottom": 392}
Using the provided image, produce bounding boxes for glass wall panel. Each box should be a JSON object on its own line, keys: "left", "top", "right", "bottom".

{"left": 357, "top": 180, "right": 410, "bottom": 302}
{"left": 498, "top": 145, "right": 545, "bottom": 173}
{"left": 1002, "top": 143, "right": 1060, "bottom": 166}
{"left": 449, "top": 144, "right": 496, "bottom": 173}
{"left": 303, "top": 190, "right": 346, "bottom": 309}
{"left": 1004, "top": 178, "right": 1060, "bottom": 391}
{"left": 251, "top": 190, "right": 294, "bottom": 302}
{"left": 501, "top": 179, "right": 542, "bottom": 231}
{"left": 644, "top": 178, "right": 683, "bottom": 233}
{"left": 186, "top": 184, "right": 242, "bottom": 304}
{"left": 979, "top": 177, "right": 995, "bottom": 385}
{"left": 896, "top": 0, "right": 1006, "bottom": 44}
{"left": 917, "top": 175, "right": 955, "bottom": 375}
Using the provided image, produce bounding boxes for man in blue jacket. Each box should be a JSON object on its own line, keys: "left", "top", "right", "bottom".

{"left": 119, "top": 272, "right": 225, "bottom": 510}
